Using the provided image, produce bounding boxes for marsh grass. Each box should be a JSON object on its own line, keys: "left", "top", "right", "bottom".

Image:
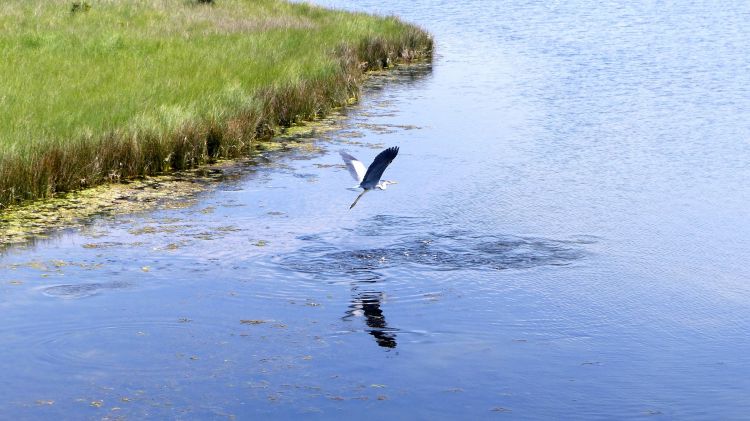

{"left": 0, "top": 0, "right": 432, "bottom": 207}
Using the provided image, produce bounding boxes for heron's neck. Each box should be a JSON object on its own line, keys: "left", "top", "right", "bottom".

{"left": 376, "top": 180, "right": 394, "bottom": 190}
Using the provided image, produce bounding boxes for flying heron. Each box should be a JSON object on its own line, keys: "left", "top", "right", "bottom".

{"left": 340, "top": 146, "right": 399, "bottom": 209}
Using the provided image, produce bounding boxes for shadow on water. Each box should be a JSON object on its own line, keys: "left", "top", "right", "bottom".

{"left": 344, "top": 287, "right": 398, "bottom": 349}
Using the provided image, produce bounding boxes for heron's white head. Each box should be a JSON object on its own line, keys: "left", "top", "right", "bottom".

{"left": 376, "top": 180, "right": 397, "bottom": 190}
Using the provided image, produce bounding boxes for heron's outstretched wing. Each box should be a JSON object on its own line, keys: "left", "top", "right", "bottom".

{"left": 339, "top": 150, "right": 366, "bottom": 184}
{"left": 361, "top": 146, "right": 399, "bottom": 189}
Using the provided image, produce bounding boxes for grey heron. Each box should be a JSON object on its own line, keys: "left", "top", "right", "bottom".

{"left": 340, "top": 146, "right": 399, "bottom": 209}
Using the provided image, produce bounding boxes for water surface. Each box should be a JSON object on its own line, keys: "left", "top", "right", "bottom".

{"left": 2, "top": 1, "right": 750, "bottom": 419}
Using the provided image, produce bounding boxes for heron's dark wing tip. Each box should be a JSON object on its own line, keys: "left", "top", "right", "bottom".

{"left": 381, "top": 146, "right": 399, "bottom": 161}
{"left": 361, "top": 146, "right": 400, "bottom": 187}
{"left": 375, "top": 146, "right": 399, "bottom": 165}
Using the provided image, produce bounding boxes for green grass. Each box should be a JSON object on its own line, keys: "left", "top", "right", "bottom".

{"left": 0, "top": 0, "right": 432, "bottom": 207}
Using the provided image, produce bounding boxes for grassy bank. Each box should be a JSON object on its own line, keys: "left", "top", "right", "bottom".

{"left": 0, "top": 0, "right": 432, "bottom": 207}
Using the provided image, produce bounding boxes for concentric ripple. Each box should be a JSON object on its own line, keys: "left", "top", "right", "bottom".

{"left": 278, "top": 228, "right": 587, "bottom": 278}
{"left": 41, "top": 281, "right": 131, "bottom": 299}
{"left": 1, "top": 319, "right": 200, "bottom": 377}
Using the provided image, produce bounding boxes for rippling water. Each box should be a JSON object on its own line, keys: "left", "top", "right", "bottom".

{"left": 2, "top": 1, "right": 750, "bottom": 419}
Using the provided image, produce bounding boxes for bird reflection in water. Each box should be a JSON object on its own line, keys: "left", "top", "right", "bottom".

{"left": 344, "top": 290, "right": 398, "bottom": 349}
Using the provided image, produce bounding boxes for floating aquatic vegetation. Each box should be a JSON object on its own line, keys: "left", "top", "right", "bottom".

{"left": 240, "top": 319, "right": 269, "bottom": 325}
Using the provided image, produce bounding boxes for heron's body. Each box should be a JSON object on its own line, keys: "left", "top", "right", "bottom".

{"left": 340, "top": 147, "right": 399, "bottom": 209}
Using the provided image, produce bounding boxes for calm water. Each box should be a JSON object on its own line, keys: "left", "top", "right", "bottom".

{"left": 3, "top": 1, "right": 750, "bottom": 419}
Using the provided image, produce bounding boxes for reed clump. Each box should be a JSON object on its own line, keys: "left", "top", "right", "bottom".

{"left": 0, "top": 0, "right": 432, "bottom": 208}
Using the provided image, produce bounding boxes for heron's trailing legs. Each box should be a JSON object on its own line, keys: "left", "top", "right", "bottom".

{"left": 349, "top": 190, "right": 368, "bottom": 209}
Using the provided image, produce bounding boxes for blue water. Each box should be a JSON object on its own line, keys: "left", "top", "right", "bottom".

{"left": 2, "top": 1, "right": 750, "bottom": 419}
